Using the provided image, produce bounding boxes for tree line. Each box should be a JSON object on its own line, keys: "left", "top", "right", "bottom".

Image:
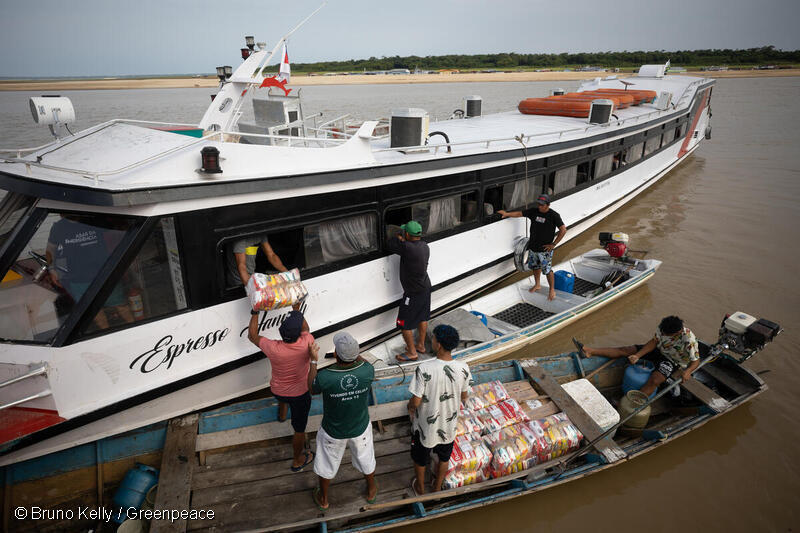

{"left": 283, "top": 46, "right": 797, "bottom": 73}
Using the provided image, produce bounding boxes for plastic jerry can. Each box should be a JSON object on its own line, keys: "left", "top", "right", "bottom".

{"left": 553, "top": 270, "right": 574, "bottom": 293}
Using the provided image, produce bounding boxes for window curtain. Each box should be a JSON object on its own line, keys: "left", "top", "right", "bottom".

{"left": 319, "top": 214, "right": 376, "bottom": 263}
{"left": 594, "top": 154, "right": 614, "bottom": 179}
{"left": 554, "top": 166, "right": 577, "bottom": 193}
{"left": 425, "top": 196, "right": 459, "bottom": 234}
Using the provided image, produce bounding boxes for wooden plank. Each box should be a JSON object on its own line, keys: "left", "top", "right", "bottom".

{"left": 200, "top": 420, "right": 411, "bottom": 470}
{"left": 680, "top": 377, "right": 731, "bottom": 413}
{"left": 191, "top": 449, "right": 412, "bottom": 508}
{"left": 188, "top": 452, "right": 413, "bottom": 530}
{"left": 193, "top": 435, "right": 410, "bottom": 490}
{"left": 195, "top": 400, "right": 408, "bottom": 452}
{"left": 151, "top": 414, "right": 199, "bottom": 533}
{"left": 520, "top": 359, "right": 626, "bottom": 464}
{"left": 700, "top": 365, "right": 753, "bottom": 397}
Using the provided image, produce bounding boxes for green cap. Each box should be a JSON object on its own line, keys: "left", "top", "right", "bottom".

{"left": 401, "top": 220, "right": 423, "bottom": 237}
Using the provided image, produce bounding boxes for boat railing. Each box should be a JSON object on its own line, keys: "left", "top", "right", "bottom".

{"left": 374, "top": 106, "right": 678, "bottom": 155}
{"left": 0, "top": 365, "right": 51, "bottom": 412}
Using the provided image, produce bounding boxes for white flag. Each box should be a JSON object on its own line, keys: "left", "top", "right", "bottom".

{"left": 279, "top": 41, "right": 291, "bottom": 82}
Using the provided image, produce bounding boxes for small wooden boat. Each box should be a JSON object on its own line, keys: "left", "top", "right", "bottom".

{"left": 1, "top": 313, "right": 778, "bottom": 532}
{"left": 362, "top": 247, "right": 661, "bottom": 377}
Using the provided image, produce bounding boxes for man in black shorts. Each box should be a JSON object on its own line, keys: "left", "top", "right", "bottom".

{"left": 573, "top": 315, "right": 701, "bottom": 396}
{"left": 386, "top": 220, "right": 431, "bottom": 362}
{"left": 407, "top": 325, "right": 472, "bottom": 494}
{"left": 498, "top": 193, "right": 566, "bottom": 301}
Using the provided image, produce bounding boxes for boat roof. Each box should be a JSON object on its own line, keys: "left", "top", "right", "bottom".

{"left": 0, "top": 74, "right": 712, "bottom": 212}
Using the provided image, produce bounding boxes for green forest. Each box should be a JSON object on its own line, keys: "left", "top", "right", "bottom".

{"left": 283, "top": 46, "right": 797, "bottom": 73}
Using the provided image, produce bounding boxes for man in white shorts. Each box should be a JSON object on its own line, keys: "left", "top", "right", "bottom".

{"left": 307, "top": 332, "right": 377, "bottom": 510}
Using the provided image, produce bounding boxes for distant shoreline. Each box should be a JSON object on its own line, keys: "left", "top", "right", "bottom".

{"left": 1, "top": 69, "right": 798, "bottom": 91}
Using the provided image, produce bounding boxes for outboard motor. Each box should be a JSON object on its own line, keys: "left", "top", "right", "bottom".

{"left": 717, "top": 311, "right": 781, "bottom": 363}
{"left": 599, "top": 232, "right": 629, "bottom": 258}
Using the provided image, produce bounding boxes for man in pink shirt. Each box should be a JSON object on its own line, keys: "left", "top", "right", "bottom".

{"left": 248, "top": 302, "right": 315, "bottom": 472}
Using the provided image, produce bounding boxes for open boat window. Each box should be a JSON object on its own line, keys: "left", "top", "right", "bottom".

{"left": 385, "top": 191, "right": 478, "bottom": 241}
{"left": 0, "top": 211, "right": 136, "bottom": 343}
{"left": 85, "top": 217, "right": 187, "bottom": 335}
{"left": 485, "top": 176, "right": 544, "bottom": 215}
{"left": 0, "top": 192, "right": 35, "bottom": 252}
{"left": 221, "top": 212, "right": 379, "bottom": 290}
{"left": 576, "top": 161, "right": 592, "bottom": 185}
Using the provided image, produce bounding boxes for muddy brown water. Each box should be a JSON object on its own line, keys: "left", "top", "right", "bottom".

{"left": 1, "top": 77, "right": 798, "bottom": 531}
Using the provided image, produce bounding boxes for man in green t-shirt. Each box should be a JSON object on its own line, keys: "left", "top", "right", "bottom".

{"left": 307, "top": 332, "right": 376, "bottom": 510}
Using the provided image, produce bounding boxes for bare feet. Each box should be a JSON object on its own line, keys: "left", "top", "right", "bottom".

{"left": 529, "top": 284, "right": 541, "bottom": 294}
{"left": 547, "top": 288, "right": 556, "bottom": 301}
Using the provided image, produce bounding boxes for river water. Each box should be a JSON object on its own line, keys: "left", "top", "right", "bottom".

{"left": 1, "top": 78, "right": 798, "bottom": 531}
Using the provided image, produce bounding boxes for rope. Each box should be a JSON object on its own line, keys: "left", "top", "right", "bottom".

{"left": 515, "top": 133, "right": 530, "bottom": 240}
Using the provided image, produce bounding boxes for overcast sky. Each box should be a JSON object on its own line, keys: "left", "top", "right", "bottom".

{"left": 1, "top": 0, "right": 799, "bottom": 77}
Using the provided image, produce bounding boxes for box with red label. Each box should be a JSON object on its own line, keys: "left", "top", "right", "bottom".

{"left": 476, "top": 399, "right": 530, "bottom": 434}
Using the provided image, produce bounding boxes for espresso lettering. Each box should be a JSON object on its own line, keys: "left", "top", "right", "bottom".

{"left": 131, "top": 327, "right": 231, "bottom": 374}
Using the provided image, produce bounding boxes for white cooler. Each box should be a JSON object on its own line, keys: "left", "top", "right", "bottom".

{"left": 561, "top": 379, "right": 620, "bottom": 436}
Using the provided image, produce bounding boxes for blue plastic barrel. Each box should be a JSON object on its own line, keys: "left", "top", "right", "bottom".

{"left": 553, "top": 270, "right": 575, "bottom": 293}
{"left": 112, "top": 463, "right": 159, "bottom": 523}
{"left": 623, "top": 361, "right": 656, "bottom": 398}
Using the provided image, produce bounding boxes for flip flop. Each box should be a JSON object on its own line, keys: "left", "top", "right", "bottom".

{"left": 572, "top": 337, "right": 588, "bottom": 358}
{"left": 365, "top": 486, "right": 378, "bottom": 504}
{"left": 396, "top": 352, "right": 419, "bottom": 363}
{"left": 290, "top": 450, "right": 315, "bottom": 473}
{"left": 409, "top": 477, "right": 421, "bottom": 497}
{"left": 312, "top": 486, "right": 329, "bottom": 511}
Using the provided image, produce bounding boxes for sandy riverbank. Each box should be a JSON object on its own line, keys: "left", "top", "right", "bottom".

{"left": 0, "top": 69, "right": 797, "bottom": 91}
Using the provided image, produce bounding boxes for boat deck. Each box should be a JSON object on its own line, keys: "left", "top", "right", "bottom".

{"left": 157, "top": 380, "right": 544, "bottom": 532}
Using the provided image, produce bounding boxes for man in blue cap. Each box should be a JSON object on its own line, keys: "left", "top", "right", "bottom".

{"left": 498, "top": 193, "right": 566, "bottom": 301}
{"left": 386, "top": 220, "right": 431, "bottom": 362}
{"left": 248, "top": 302, "right": 315, "bottom": 472}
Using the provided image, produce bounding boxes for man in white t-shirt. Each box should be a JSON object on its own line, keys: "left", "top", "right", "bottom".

{"left": 406, "top": 324, "right": 472, "bottom": 495}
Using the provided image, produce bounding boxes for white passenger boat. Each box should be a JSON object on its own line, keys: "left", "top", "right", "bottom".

{"left": 0, "top": 25, "right": 713, "bottom": 463}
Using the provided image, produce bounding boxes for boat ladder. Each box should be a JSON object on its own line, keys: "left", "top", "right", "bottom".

{"left": 0, "top": 365, "right": 51, "bottom": 411}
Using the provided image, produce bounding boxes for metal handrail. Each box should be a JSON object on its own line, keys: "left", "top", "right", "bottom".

{"left": 0, "top": 390, "right": 53, "bottom": 412}
{"left": 0, "top": 365, "right": 47, "bottom": 390}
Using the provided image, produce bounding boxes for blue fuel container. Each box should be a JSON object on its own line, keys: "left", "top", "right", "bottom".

{"left": 553, "top": 270, "right": 575, "bottom": 293}
{"left": 623, "top": 361, "right": 656, "bottom": 398}
{"left": 112, "top": 463, "right": 159, "bottom": 523}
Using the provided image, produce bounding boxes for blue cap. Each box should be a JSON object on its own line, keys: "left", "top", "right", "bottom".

{"left": 279, "top": 311, "right": 303, "bottom": 343}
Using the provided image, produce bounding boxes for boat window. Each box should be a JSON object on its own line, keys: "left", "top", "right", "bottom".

{"left": 548, "top": 166, "right": 577, "bottom": 195}
{"left": 594, "top": 154, "right": 615, "bottom": 179}
{"left": 576, "top": 161, "right": 592, "bottom": 185}
{"left": 86, "top": 217, "right": 187, "bottom": 334}
{"left": 222, "top": 212, "right": 379, "bottom": 289}
{"left": 662, "top": 126, "right": 676, "bottom": 145}
{"left": 0, "top": 212, "right": 136, "bottom": 343}
{"left": 643, "top": 135, "right": 661, "bottom": 156}
{"left": 0, "top": 192, "right": 35, "bottom": 252}
{"left": 303, "top": 213, "right": 378, "bottom": 269}
{"left": 385, "top": 191, "right": 478, "bottom": 239}
{"left": 624, "top": 142, "right": 644, "bottom": 163}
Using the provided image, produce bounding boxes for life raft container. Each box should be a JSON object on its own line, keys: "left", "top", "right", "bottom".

{"left": 518, "top": 98, "right": 596, "bottom": 118}
{"left": 589, "top": 88, "right": 657, "bottom": 104}
{"left": 553, "top": 93, "right": 627, "bottom": 109}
